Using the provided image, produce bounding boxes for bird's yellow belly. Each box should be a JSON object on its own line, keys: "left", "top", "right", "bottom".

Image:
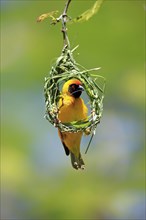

{"left": 58, "top": 98, "right": 87, "bottom": 123}
{"left": 58, "top": 97, "right": 88, "bottom": 157}
{"left": 62, "top": 131, "right": 82, "bottom": 156}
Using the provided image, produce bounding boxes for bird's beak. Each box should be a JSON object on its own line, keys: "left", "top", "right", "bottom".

{"left": 78, "top": 85, "right": 84, "bottom": 91}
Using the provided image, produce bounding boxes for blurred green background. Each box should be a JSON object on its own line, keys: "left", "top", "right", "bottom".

{"left": 1, "top": 0, "right": 145, "bottom": 219}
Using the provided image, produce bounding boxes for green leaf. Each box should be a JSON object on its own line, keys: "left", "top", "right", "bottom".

{"left": 72, "top": 0, "right": 103, "bottom": 23}
{"left": 63, "top": 119, "right": 91, "bottom": 129}
{"left": 37, "top": 10, "right": 58, "bottom": 23}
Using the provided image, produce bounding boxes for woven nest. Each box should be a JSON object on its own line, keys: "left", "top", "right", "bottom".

{"left": 44, "top": 45, "right": 105, "bottom": 134}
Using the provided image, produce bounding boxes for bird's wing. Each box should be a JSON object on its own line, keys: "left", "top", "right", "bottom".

{"left": 58, "top": 129, "right": 70, "bottom": 156}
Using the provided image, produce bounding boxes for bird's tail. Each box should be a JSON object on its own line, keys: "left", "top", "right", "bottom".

{"left": 70, "top": 152, "right": 85, "bottom": 170}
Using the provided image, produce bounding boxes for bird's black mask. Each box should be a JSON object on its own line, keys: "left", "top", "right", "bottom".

{"left": 68, "top": 84, "right": 84, "bottom": 98}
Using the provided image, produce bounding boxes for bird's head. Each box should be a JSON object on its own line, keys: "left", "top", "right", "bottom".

{"left": 62, "top": 79, "right": 84, "bottom": 98}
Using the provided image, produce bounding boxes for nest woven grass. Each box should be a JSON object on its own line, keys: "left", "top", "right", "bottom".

{"left": 44, "top": 45, "right": 105, "bottom": 134}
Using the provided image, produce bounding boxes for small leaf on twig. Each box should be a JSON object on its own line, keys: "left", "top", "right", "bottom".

{"left": 37, "top": 10, "right": 58, "bottom": 23}
{"left": 72, "top": 0, "right": 103, "bottom": 23}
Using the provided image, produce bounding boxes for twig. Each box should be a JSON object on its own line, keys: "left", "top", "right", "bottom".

{"left": 61, "top": 0, "right": 72, "bottom": 48}
{"left": 63, "top": 0, "right": 72, "bottom": 15}
{"left": 85, "top": 133, "right": 94, "bottom": 154}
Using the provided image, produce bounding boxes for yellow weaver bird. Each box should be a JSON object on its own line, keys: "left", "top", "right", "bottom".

{"left": 58, "top": 79, "right": 88, "bottom": 170}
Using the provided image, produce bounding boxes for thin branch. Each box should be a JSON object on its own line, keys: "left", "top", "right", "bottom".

{"left": 63, "top": 0, "right": 72, "bottom": 15}
{"left": 85, "top": 133, "right": 94, "bottom": 154}
{"left": 61, "top": 0, "right": 72, "bottom": 48}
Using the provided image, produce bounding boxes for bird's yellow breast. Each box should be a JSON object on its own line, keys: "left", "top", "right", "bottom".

{"left": 58, "top": 95, "right": 88, "bottom": 123}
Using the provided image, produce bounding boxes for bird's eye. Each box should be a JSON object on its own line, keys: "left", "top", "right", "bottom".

{"left": 69, "top": 84, "right": 76, "bottom": 92}
{"left": 71, "top": 84, "right": 76, "bottom": 90}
